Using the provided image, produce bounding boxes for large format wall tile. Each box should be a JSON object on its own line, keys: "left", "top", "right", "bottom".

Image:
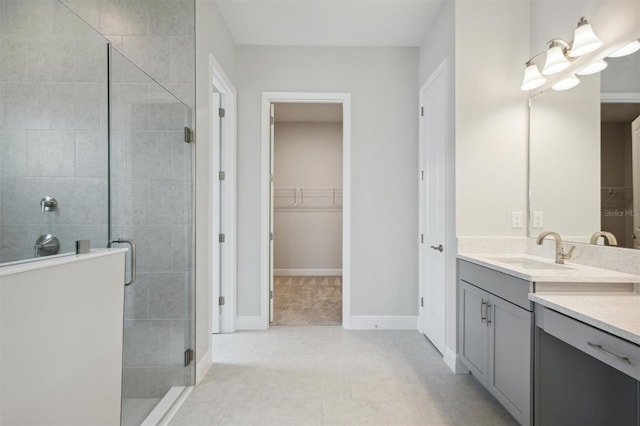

{"left": 125, "top": 131, "right": 175, "bottom": 178}
{"left": 51, "top": 83, "right": 103, "bottom": 130}
{"left": 148, "top": 273, "right": 189, "bottom": 319}
{"left": 98, "top": 1, "right": 147, "bottom": 36}
{"left": 27, "top": 130, "right": 75, "bottom": 176}
{"left": 3, "top": 1, "right": 53, "bottom": 35}
{"left": 4, "top": 83, "right": 52, "bottom": 129}
{"left": 27, "top": 35, "right": 76, "bottom": 82}
{"left": 123, "top": 319, "right": 172, "bottom": 366}
{"left": 0, "top": 36, "right": 27, "bottom": 82}
{"left": 148, "top": 1, "right": 193, "bottom": 37}
{"left": 0, "top": 130, "right": 28, "bottom": 177}
{"left": 75, "top": 130, "right": 108, "bottom": 177}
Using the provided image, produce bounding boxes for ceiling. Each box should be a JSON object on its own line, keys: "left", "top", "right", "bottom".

{"left": 601, "top": 103, "right": 640, "bottom": 123}
{"left": 274, "top": 103, "right": 343, "bottom": 123}
{"left": 213, "top": 0, "right": 446, "bottom": 47}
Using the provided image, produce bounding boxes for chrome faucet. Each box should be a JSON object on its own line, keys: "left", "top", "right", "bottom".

{"left": 589, "top": 231, "right": 618, "bottom": 246}
{"left": 536, "top": 231, "right": 575, "bottom": 264}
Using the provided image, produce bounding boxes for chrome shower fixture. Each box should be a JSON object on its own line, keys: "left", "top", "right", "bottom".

{"left": 34, "top": 233, "right": 60, "bottom": 257}
{"left": 40, "top": 196, "right": 58, "bottom": 212}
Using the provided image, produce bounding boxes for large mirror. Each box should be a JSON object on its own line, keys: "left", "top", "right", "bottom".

{"left": 529, "top": 40, "right": 640, "bottom": 249}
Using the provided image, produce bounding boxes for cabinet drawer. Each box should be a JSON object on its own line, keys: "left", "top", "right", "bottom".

{"left": 459, "top": 260, "right": 532, "bottom": 311}
{"left": 536, "top": 305, "right": 640, "bottom": 381}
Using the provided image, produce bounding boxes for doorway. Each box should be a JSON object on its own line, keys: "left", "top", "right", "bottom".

{"left": 418, "top": 60, "right": 450, "bottom": 355}
{"left": 261, "top": 92, "right": 352, "bottom": 329}
{"left": 271, "top": 103, "right": 344, "bottom": 325}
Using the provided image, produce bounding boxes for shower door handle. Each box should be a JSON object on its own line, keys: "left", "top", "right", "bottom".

{"left": 110, "top": 238, "right": 137, "bottom": 287}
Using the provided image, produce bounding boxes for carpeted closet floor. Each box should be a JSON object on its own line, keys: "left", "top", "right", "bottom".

{"left": 272, "top": 276, "right": 342, "bottom": 326}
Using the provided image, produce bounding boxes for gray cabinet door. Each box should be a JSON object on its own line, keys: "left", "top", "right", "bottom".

{"left": 460, "top": 280, "right": 489, "bottom": 383}
{"left": 489, "top": 295, "right": 532, "bottom": 425}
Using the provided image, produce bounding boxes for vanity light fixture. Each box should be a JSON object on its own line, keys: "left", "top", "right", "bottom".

{"left": 520, "top": 61, "right": 547, "bottom": 91}
{"left": 568, "top": 17, "right": 603, "bottom": 57}
{"left": 521, "top": 16, "right": 605, "bottom": 91}
{"left": 608, "top": 39, "right": 640, "bottom": 58}
{"left": 576, "top": 59, "right": 608, "bottom": 75}
{"left": 552, "top": 75, "right": 580, "bottom": 91}
{"left": 542, "top": 40, "right": 571, "bottom": 75}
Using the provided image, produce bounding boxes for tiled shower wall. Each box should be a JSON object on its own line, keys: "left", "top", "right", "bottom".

{"left": 0, "top": 0, "right": 110, "bottom": 262}
{"left": 62, "top": 0, "right": 195, "bottom": 109}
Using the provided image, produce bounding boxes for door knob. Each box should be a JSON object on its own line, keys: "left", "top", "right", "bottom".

{"left": 430, "top": 244, "right": 443, "bottom": 252}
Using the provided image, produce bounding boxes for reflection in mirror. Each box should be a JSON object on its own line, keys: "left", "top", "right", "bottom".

{"left": 529, "top": 41, "right": 640, "bottom": 249}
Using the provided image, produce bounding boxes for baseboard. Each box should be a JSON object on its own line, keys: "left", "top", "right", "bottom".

{"left": 274, "top": 269, "right": 342, "bottom": 276}
{"left": 444, "top": 346, "right": 470, "bottom": 374}
{"left": 195, "top": 349, "right": 212, "bottom": 385}
{"left": 345, "top": 315, "right": 418, "bottom": 330}
{"left": 236, "top": 315, "right": 267, "bottom": 330}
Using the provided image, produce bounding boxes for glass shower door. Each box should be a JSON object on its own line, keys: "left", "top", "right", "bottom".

{"left": 109, "top": 47, "right": 194, "bottom": 426}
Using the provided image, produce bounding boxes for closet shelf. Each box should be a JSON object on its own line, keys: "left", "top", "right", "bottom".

{"left": 274, "top": 187, "right": 343, "bottom": 212}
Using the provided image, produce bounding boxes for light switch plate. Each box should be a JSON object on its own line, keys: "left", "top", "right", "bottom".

{"left": 532, "top": 211, "right": 544, "bottom": 229}
{"left": 511, "top": 211, "right": 523, "bottom": 229}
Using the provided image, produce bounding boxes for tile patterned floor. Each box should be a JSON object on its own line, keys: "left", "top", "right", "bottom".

{"left": 273, "top": 276, "right": 342, "bottom": 326}
{"left": 170, "top": 327, "right": 518, "bottom": 426}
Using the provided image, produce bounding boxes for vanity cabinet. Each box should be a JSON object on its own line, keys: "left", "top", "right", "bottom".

{"left": 459, "top": 260, "right": 533, "bottom": 426}
{"left": 535, "top": 305, "right": 640, "bottom": 426}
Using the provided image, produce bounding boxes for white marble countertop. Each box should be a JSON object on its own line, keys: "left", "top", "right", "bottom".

{"left": 458, "top": 253, "right": 640, "bottom": 283}
{"left": 530, "top": 292, "right": 640, "bottom": 346}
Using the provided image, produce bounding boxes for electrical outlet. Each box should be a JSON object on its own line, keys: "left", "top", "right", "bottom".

{"left": 511, "top": 211, "right": 523, "bottom": 229}
{"left": 533, "top": 211, "right": 544, "bottom": 229}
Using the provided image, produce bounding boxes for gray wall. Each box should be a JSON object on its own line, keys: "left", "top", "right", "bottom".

{"left": 455, "top": 0, "right": 530, "bottom": 237}
{"left": 194, "top": 0, "right": 237, "bottom": 375}
{"left": 237, "top": 46, "right": 419, "bottom": 317}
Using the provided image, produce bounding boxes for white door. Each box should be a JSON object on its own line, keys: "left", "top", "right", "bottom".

{"left": 632, "top": 114, "right": 640, "bottom": 248}
{"left": 419, "top": 64, "right": 447, "bottom": 354}
{"left": 269, "top": 103, "right": 275, "bottom": 322}
{"left": 212, "top": 92, "right": 223, "bottom": 333}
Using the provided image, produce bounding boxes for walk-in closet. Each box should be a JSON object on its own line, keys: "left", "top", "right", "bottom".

{"left": 271, "top": 103, "right": 343, "bottom": 325}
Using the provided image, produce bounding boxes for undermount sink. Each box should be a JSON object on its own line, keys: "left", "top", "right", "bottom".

{"left": 487, "top": 256, "right": 574, "bottom": 270}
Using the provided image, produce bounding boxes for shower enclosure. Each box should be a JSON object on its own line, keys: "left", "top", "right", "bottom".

{"left": 0, "top": 1, "right": 195, "bottom": 424}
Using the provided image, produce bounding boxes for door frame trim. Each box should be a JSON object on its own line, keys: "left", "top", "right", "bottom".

{"left": 210, "top": 54, "right": 237, "bottom": 334}
{"left": 260, "top": 92, "right": 352, "bottom": 329}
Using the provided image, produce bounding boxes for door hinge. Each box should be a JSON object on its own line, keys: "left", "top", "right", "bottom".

{"left": 421, "top": 170, "right": 424, "bottom": 180}
{"left": 420, "top": 106, "right": 424, "bottom": 117}
{"left": 270, "top": 290, "right": 273, "bottom": 299}
{"left": 219, "top": 233, "right": 225, "bottom": 243}
{"left": 420, "top": 297, "right": 424, "bottom": 307}
{"left": 219, "top": 108, "right": 226, "bottom": 118}
{"left": 219, "top": 171, "right": 226, "bottom": 181}
{"left": 184, "top": 127, "right": 194, "bottom": 143}
{"left": 270, "top": 232, "right": 274, "bottom": 241}
{"left": 420, "top": 234, "right": 424, "bottom": 244}
{"left": 219, "top": 296, "right": 225, "bottom": 306}
{"left": 184, "top": 348, "right": 194, "bottom": 367}
{"left": 270, "top": 116, "right": 275, "bottom": 125}
{"left": 270, "top": 174, "right": 274, "bottom": 183}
